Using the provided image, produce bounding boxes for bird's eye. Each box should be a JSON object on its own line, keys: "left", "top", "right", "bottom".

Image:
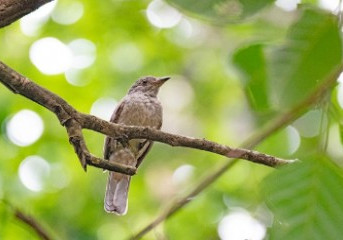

{"left": 142, "top": 80, "right": 148, "bottom": 85}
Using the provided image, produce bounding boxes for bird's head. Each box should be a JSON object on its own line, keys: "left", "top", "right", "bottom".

{"left": 128, "top": 76, "right": 170, "bottom": 96}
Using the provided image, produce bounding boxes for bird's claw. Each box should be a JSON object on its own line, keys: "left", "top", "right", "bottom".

{"left": 116, "top": 134, "right": 129, "bottom": 148}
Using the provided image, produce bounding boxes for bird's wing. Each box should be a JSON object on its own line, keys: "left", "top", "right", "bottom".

{"left": 103, "top": 100, "right": 125, "bottom": 160}
{"left": 135, "top": 121, "right": 162, "bottom": 167}
{"left": 136, "top": 141, "right": 153, "bottom": 167}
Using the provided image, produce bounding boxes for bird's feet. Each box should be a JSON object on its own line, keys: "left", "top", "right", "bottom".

{"left": 116, "top": 134, "right": 129, "bottom": 148}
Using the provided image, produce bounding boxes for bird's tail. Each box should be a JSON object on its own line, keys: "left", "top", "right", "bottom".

{"left": 104, "top": 172, "right": 131, "bottom": 215}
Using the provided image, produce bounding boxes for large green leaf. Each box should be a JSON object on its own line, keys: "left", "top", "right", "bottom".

{"left": 233, "top": 44, "right": 270, "bottom": 112}
{"left": 263, "top": 156, "right": 343, "bottom": 239}
{"left": 167, "top": 0, "right": 274, "bottom": 23}
{"left": 232, "top": 8, "right": 342, "bottom": 114}
{"left": 269, "top": 8, "right": 342, "bottom": 109}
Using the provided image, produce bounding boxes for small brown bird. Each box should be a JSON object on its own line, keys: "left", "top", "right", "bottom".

{"left": 104, "top": 76, "right": 169, "bottom": 215}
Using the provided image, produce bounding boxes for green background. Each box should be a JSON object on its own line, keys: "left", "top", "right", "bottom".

{"left": 1, "top": 0, "right": 343, "bottom": 239}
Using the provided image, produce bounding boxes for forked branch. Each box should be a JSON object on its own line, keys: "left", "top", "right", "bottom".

{"left": 0, "top": 61, "right": 294, "bottom": 175}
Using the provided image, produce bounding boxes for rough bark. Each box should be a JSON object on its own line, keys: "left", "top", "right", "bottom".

{"left": 0, "top": 61, "right": 294, "bottom": 175}
{"left": 0, "top": 0, "right": 53, "bottom": 28}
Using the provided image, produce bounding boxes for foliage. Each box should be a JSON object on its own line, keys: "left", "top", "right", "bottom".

{"left": 0, "top": 0, "right": 343, "bottom": 239}
{"left": 263, "top": 155, "right": 343, "bottom": 240}
{"left": 167, "top": 0, "right": 274, "bottom": 23}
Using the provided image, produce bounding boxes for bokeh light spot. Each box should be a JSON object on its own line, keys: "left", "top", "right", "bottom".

{"left": 286, "top": 126, "right": 301, "bottom": 155}
{"left": 65, "top": 68, "right": 90, "bottom": 86}
{"left": 337, "top": 83, "right": 343, "bottom": 109}
{"left": 293, "top": 110, "right": 326, "bottom": 138}
{"left": 338, "top": 72, "right": 343, "bottom": 83}
{"left": 30, "top": 37, "right": 72, "bottom": 75}
{"left": 52, "top": 1, "right": 84, "bottom": 25}
{"left": 275, "top": 0, "right": 301, "bottom": 11}
{"left": 19, "top": 155, "right": 50, "bottom": 192}
{"left": 218, "top": 209, "right": 266, "bottom": 240}
{"left": 146, "top": 0, "right": 182, "bottom": 29}
{"left": 90, "top": 97, "right": 117, "bottom": 120}
{"left": 172, "top": 164, "right": 194, "bottom": 186}
{"left": 327, "top": 124, "right": 343, "bottom": 159}
{"left": 68, "top": 38, "right": 96, "bottom": 69}
{"left": 20, "top": 1, "right": 56, "bottom": 36}
{"left": 166, "top": 18, "right": 206, "bottom": 48}
{"left": 319, "top": 0, "right": 340, "bottom": 12}
{"left": 6, "top": 110, "right": 44, "bottom": 147}
{"left": 159, "top": 76, "right": 194, "bottom": 112}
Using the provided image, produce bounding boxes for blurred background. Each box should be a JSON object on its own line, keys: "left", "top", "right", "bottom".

{"left": 0, "top": 0, "right": 343, "bottom": 239}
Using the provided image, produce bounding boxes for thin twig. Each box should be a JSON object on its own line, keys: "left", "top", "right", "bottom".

{"left": 130, "top": 64, "right": 343, "bottom": 239}
{"left": 0, "top": 61, "right": 294, "bottom": 175}
{"left": 131, "top": 160, "right": 237, "bottom": 240}
{"left": 1, "top": 200, "right": 53, "bottom": 240}
{"left": 14, "top": 209, "right": 52, "bottom": 240}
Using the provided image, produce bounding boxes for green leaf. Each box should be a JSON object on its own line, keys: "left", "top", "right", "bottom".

{"left": 0, "top": 203, "right": 11, "bottom": 237}
{"left": 269, "top": 8, "right": 342, "bottom": 109}
{"left": 263, "top": 156, "right": 343, "bottom": 239}
{"left": 166, "top": 0, "right": 274, "bottom": 23}
{"left": 329, "top": 87, "right": 343, "bottom": 145}
{"left": 233, "top": 44, "right": 270, "bottom": 112}
{"left": 339, "top": 123, "right": 343, "bottom": 144}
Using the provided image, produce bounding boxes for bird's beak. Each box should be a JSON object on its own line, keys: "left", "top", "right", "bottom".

{"left": 155, "top": 76, "right": 170, "bottom": 86}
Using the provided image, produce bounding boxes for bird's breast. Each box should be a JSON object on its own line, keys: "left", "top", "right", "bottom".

{"left": 118, "top": 94, "right": 162, "bottom": 128}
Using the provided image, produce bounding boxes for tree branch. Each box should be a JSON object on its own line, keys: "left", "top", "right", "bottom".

{"left": 0, "top": 61, "right": 294, "bottom": 175}
{"left": 0, "top": 0, "right": 53, "bottom": 28}
{"left": 14, "top": 208, "right": 52, "bottom": 240}
{"left": 0, "top": 61, "right": 136, "bottom": 175}
{"left": 0, "top": 0, "right": 334, "bottom": 239}
{"left": 1, "top": 200, "right": 53, "bottom": 240}
{"left": 78, "top": 113, "right": 294, "bottom": 167}
{"left": 131, "top": 64, "right": 343, "bottom": 239}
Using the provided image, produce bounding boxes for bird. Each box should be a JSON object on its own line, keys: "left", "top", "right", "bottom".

{"left": 103, "top": 76, "right": 170, "bottom": 215}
